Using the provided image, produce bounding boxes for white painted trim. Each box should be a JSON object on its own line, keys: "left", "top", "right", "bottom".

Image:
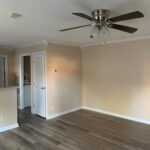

{"left": 13, "top": 34, "right": 150, "bottom": 49}
{"left": 81, "top": 35, "right": 150, "bottom": 48}
{"left": 19, "top": 54, "right": 24, "bottom": 109}
{"left": 0, "top": 47, "right": 13, "bottom": 50}
{"left": 19, "top": 53, "right": 32, "bottom": 110}
{"left": 15, "top": 39, "right": 81, "bottom": 49}
{"left": 47, "top": 107, "right": 82, "bottom": 120}
{"left": 32, "top": 50, "right": 46, "bottom": 55}
{"left": 44, "top": 51, "right": 48, "bottom": 119}
{"left": 17, "top": 40, "right": 48, "bottom": 49}
{"left": 0, "top": 123, "right": 19, "bottom": 133}
{"left": 19, "top": 50, "right": 47, "bottom": 115}
{"left": 49, "top": 40, "right": 81, "bottom": 48}
{"left": 82, "top": 106, "right": 150, "bottom": 125}
{"left": 17, "top": 105, "right": 24, "bottom": 110}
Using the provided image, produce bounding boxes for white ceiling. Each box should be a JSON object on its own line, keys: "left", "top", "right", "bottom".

{"left": 0, "top": 0, "right": 149, "bottom": 48}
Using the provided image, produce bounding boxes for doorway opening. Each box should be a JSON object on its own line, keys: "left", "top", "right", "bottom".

{"left": 18, "top": 55, "right": 32, "bottom": 124}
{"left": 19, "top": 52, "right": 47, "bottom": 125}
{"left": 23, "top": 56, "right": 31, "bottom": 110}
{"left": 0, "top": 56, "right": 8, "bottom": 87}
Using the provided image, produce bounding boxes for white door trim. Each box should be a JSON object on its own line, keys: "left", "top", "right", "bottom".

{"left": 19, "top": 51, "right": 47, "bottom": 118}
{"left": 19, "top": 53, "right": 32, "bottom": 110}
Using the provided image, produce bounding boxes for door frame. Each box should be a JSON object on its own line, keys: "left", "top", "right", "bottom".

{"left": 19, "top": 53, "right": 32, "bottom": 110}
{"left": 0, "top": 55, "right": 8, "bottom": 86}
{"left": 19, "top": 51, "right": 47, "bottom": 118}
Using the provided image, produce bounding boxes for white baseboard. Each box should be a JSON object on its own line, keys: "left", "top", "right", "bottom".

{"left": 0, "top": 123, "right": 19, "bottom": 133}
{"left": 82, "top": 106, "right": 150, "bottom": 125}
{"left": 18, "top": 106, "right": 24, "bottom": 110}
{"left": 47, "top": 107, "right": 82, "bottom": 120}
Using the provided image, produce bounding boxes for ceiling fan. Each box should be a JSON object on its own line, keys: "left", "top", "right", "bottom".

{"left": 60, "top": 9, "right": 144, "bottom": 38}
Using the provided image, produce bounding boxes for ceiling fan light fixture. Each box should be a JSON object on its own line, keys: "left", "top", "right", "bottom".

{"left": 90, "top": 24, "right": 99, "bottom": 38}
{"left": 100, "top": 24, "right": 110, "bottom": 35}
{"left": 90, "top": 23, "right": 110, "bottom": 38}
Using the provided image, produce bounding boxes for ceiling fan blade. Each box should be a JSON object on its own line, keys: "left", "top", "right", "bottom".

{"left": 72, "top": 13, "right": 93, "bottom": 21}
{"left": 109, "top": 24, "right": 138, "bottom": 33}
{"left": 108, "top": 11, "right": 144, "bottom": 22}
{"left": 60, "top": 24, "right": 91, "bottom": 32}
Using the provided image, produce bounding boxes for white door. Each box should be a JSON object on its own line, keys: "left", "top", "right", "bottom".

{"left": 32, "top": 53, "right": 46, "bottom": 118}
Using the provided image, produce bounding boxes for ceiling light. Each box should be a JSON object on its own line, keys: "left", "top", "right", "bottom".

{"left": 90, "top": 23, "right": 110, "bottom": 38}
{"left": 90, "top": 23, "right": 110, "bottom": 45}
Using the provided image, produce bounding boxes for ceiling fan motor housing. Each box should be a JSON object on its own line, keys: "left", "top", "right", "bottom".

{"left": 91, "top": 9, "right": 110, "bottom": 22}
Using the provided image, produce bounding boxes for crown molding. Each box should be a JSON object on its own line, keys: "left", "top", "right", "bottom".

{"left": 0, "top": 46, "right": 14, "bottom": 51}
{"left": 81, "top": 35, "right": 150, "bottom": 48}
{"left": 12, "top": 35, "right": 150, "bottom": 50}
{"left": 16, "top": 40, "right": 48, "bottom": 49}
{"left": 49, "top": 40, "right": 81, "bottom": 48}
{"left": 16, "top": 40, "right": 81, "bottom": 49}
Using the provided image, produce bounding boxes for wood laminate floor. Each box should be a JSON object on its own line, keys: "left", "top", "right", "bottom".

{"left": 0, "top": 109, "right": 150, "bottom": 150}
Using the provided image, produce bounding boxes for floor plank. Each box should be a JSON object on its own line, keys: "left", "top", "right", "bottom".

{"left": 0, "top": 109, "right": 150, "bottom": 150}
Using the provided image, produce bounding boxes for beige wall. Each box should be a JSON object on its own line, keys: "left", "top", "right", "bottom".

{"left": 82, "top": 39, "right": 150, "bottom": 121}
{"left": 12, "top": 43, "right": 82, "bottom": 117}
{"left": 0, "top": 88, "right": 17, "bottom": 128}
{"left": 2, "top": 38, "right": 150, "bottom": 126}
{"left": 46, "top": 44, "right": 82, "bottom": 116}
{"left": 0, "top": 49, "right": 13, "bottom": 85}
